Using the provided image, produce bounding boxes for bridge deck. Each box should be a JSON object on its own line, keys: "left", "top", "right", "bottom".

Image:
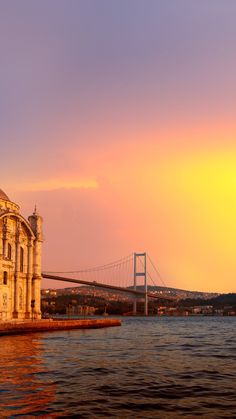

{"left": 42, "top": 273, "right": 170, "bottom": 300}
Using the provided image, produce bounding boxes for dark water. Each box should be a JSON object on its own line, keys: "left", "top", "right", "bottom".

{"left": 0, "top": 317, "right": 236, "bottom": 418}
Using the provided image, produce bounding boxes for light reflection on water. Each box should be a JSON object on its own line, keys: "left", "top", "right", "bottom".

{"left": 0, "top": 317, "right": 236, "bottom": 418}
{"left": 0, "top": 333, "right": 57, "bottom": 416}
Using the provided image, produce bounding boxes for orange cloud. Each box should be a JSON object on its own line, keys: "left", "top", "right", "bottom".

{"left": 9, "top": 178, "right": 99, "bottom": 192}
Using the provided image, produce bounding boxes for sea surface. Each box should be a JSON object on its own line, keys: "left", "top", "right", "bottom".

{"left": 0, "top": 317, "right": 236, "bottom": 418}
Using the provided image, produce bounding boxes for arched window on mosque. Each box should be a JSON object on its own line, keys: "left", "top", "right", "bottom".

{"left": 3, "top": 271, "right": 8, "bottom": 285}
{"left": 20, "top": 247, "right": 24, "bottom": 273}
{"left": 7, "top": 243, "right": 12, "bottom": 260}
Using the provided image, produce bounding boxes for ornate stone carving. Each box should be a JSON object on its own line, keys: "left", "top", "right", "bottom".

{"left": 0, "top": 189, "right": 43, "bottom": 320}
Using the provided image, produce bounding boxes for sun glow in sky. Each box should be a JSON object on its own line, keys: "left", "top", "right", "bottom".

{"left": 1, "top": 1, "right": 236, "bottom": 292}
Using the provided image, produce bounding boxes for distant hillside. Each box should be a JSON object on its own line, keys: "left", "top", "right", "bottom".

{"left": 130, "top": 285, "right": 219, "bottom": 299}
{"left": 43, "top": 284, "right": 220, "bottom": 300}
{"left": 181, "top": 293, "right": 236, "bottom": 308}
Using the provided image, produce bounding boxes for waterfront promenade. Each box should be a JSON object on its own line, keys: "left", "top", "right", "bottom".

{"left": 0, "top": 318, "right": 121, "bottom": 336}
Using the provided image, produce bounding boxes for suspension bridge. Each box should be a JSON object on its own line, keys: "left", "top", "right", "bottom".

{"left": 42, "top": 253, "right": 171, "bottom": 315}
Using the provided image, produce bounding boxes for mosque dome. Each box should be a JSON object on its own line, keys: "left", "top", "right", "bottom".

{"left": 0, "top": 189, "right": 10, "bottom": 201}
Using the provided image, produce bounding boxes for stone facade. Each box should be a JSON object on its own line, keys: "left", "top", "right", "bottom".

{"left": 0, "top": 189, "right": 43, "bottom": 321}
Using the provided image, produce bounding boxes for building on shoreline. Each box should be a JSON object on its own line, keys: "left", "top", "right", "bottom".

{"left": 0, "top": 189, "right": 43, "bottom": 321}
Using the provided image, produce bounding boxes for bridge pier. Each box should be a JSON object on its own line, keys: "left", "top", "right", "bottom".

{"left": 144, "top": 293, "right": 148, "bottom": 316}
{"left": 133, "top": 252, "right": 148, "bottom": 316}
{"left": 133, "top": 253, "right": 137, "bottom": 315}
{"left": 144, "top": 254, "right": 148, "bottom": 316}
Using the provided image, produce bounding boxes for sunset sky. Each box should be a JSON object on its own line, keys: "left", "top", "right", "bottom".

{"left": 1, "top": 1, "right": 236, "bottom": 292}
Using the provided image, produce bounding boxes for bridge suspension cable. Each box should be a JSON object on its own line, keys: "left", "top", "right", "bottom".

{"left": 44, "top": 253, "right": 133, "bottom": 274}
{"left": 43, "top": 252, "right": 168, "bottom": 292}
{"left": 135, "top": 253, "right": 167, "bottom": 290}
{"left": 147, "top": 254, "right": 167, "bottom": 288}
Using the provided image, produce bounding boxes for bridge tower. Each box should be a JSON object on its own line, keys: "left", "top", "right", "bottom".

{"left": 133, "top": 252, "right": 148, "bottom": 316}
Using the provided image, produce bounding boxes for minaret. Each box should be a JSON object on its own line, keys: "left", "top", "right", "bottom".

{"left": 28, "top": 206, "right": 43, "bottom": 319}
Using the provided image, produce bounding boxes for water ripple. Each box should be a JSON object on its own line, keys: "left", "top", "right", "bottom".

{"left": 0, "top": 317, "right": 236, "bottom": 418}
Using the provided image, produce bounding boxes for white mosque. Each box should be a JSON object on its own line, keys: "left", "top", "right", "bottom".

{"left": 0, "top": 189, "right": 43, "bottom": 321}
